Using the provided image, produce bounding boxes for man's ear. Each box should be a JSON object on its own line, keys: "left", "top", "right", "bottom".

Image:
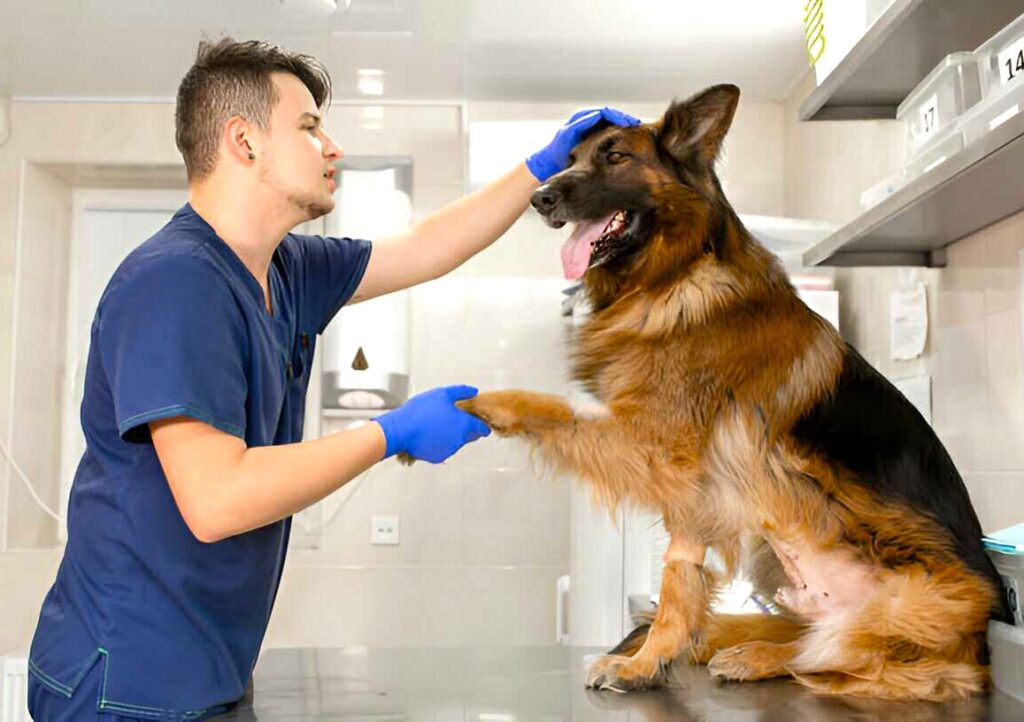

{"left": 224, "top": 115, "right": 257, "bottom": 164}
{"left": 659, "top": 84, "right": 740, "bottom": 165}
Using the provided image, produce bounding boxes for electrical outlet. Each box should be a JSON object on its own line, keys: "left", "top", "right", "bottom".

{"left": 371, "top": 515, "right": 399, "bottom": 545}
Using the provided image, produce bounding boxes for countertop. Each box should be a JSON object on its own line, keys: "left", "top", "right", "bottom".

{"left": 212, "top": 646, "right": 1024, "bottom": 721}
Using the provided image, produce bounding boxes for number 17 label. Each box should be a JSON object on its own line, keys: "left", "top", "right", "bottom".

{"left": 918, "top": 94, "right": 939, "bottom": 139}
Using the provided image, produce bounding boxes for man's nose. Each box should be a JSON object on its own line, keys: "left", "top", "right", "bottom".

{"left": 322, "top": 130, "right": 344, "bottom": 160}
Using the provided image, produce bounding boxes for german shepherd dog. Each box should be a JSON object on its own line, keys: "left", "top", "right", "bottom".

{"left": 456, "top": 85, "right": 1010, "bottom": 701}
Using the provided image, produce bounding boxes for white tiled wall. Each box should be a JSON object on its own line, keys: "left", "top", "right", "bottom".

{"left": 265, "top": 278, "right": 574, "bottom": 648}
{"left": 935, "top": 218, "right": 1024, "bottom": 532}
{"left": 4, "top": 165, "right": 71, "bottom": 549}
{"left": 784, "top": 71, "right": 1024, "bottom": 534}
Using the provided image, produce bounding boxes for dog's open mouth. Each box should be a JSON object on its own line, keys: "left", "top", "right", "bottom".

{"left": 560, "top": 210, "right": 632, "bottom": 280}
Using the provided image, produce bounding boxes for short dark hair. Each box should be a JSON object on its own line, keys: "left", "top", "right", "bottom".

{"left": 175, "top": 37, "right": 332, "bottom": 181}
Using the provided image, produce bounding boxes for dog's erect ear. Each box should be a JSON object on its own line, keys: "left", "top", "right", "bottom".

{"left": 659, "top": 84, "right": 740, "bottom": 165}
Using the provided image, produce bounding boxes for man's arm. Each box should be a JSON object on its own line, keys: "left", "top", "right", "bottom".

{"left": 349, "top": 162, "right": 538, "bottom": 304}
{"left": 151, "top": 417, "right": 386, "bottom": 543}
{"left": 150, "top": 385, "right": 489, "bottom": 543}
{"left": 348, "top": 107, "right": 640, "bottom": 304}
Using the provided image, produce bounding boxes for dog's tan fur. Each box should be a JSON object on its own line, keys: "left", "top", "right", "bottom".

{"left": 456, "top": 85, "right": 1001, "bottom": 701}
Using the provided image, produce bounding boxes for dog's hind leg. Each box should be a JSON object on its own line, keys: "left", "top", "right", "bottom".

{"left": 608, "top": 608, "right": 807, "bottom": 681}
{"left": 586, "top": 535, "right": 714, "bottom": 691}
{"left": 693, "top": 613, "right": 804, "bottom": 663}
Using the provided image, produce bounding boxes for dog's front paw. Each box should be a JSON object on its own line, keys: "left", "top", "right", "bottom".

{"left": 455, "top": 392, "right": 519, "bottom": 434}
{"left": 456, "top": 390, "right": 571, "bottom": 436}
{"left": 585, "top": 653, "right": 668, "bottom": 692}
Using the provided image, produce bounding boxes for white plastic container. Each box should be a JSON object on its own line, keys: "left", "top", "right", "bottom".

{"left": 897, "top": 53, "right": 981, "bottom": 161}
{"left": 990, "top": 620, "right": 1024, "bottom": 703}
{"left": 989, "top": 548, "right": 1024, "bottom": 626}
{"left": 974, "top": 12, "right": 1024, "bottom": 97}
{"left": 960, "top": 81, "right": 1024, "bottom": 145}
{"left": 959, "top": 13, "right": 1024, "bottom": 147}
{"left": 902, "top": 123, "right": 964, "bottom": 184}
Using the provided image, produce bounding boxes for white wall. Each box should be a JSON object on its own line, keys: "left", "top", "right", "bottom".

{"left": 783, "top": 71, "right": 1024, "bottom": 534}
{"left": 267, "top": 277, "right": 574, "bottom": 648}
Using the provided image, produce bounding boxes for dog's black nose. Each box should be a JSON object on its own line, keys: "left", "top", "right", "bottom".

{"left": 531, "top": 185, "right": 562, "bottom": 214}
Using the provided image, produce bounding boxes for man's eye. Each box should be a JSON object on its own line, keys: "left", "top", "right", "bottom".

{"left": 606, "top": 151, "right": 627, "bottom": 164}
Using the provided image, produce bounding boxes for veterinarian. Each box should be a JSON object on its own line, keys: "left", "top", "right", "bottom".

{"left": 26, "top": 38, "right": 639, "bottom": 721}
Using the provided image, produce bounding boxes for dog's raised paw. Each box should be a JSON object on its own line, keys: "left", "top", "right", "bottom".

{"left": 455, "top": 392, "right": 521, "bottom": 434}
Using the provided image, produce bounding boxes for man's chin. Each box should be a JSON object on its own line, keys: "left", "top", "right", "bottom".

{"left": 295, "top": 193, "right": 335, "bottom": 222}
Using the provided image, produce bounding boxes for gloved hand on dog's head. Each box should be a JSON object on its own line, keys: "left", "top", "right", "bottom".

{"left": 526, "top": 107, "right": 641, "bottom": 182}
{"left": 373, "top": 385, "right": 491, "bottom": 464}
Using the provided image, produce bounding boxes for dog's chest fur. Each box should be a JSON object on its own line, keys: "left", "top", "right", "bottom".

{"left": 571, "top": 290, "right": 847, "bottom": 536}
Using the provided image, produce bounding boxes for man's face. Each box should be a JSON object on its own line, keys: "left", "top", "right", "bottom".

{"left": 256, "top": 72, "right": 342, "bottom": 220}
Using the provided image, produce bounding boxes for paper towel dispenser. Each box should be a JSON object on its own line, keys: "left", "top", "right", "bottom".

{"left": 320, "top": 159, "right": 412, "bottom": 411}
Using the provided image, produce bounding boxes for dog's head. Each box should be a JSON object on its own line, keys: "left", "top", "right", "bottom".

{"left": 531, "top": 85, "right": 741, "bottom": 300}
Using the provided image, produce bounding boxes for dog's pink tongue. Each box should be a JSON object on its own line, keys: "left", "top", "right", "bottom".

{"left": 561, "top": 213, "right": 614, "bottom": 280}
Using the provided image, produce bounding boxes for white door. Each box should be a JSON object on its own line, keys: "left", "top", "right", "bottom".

{"left": 59, "top": 190, "right": 188, "bottom": 538}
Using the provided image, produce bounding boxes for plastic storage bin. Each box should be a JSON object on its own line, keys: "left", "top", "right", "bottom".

{"left": 975, "top": 11, "right": 1024, "bottom": 97}
{"left": 902, "top": 123, "right": 964, "bottom": 183}
{"left": 990, "top": 620, "right": 1024, "bottom": 703}
{"left": 897, "top": 53, "right": 981, "bottom": 161}
{"left": 989, "top": 548, "right": 1024, "bottom": 627}
{"left": 960, "top": 14, "right": 1024, "bottom": 146}
{"left": 960, "top": 81, "right": 1024, "bottom": 145}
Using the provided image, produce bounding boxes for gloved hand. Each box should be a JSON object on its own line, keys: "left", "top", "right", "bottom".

{"left": 526, "top": 107, "right": 642, "bottom": 182}
{"left": 373, "top": 385, "right": 491, "bottom": 464}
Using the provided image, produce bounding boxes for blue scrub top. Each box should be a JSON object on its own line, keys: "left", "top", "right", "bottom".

{"left": 28, "top": 204, "right": 372, "bottom": 719}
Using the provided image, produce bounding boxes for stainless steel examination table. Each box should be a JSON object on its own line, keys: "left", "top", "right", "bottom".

{"left": 212, "top": 646, "right": 1024, "bottom": 721}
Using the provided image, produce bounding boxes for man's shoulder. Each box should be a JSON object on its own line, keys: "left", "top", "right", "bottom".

{"left": 100, "top": 227, "right": 229, "bottom": 311}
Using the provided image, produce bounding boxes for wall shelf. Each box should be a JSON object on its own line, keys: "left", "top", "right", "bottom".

{"left": 803, "top": 108, "right": 1024, "bottom": 267}
{"left": 800, "top": 0, "right": 1024, "bottom": 121}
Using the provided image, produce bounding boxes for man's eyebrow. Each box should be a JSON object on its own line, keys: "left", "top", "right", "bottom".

{"left": 299, "top": 112, "right": 322, "bottom": 125}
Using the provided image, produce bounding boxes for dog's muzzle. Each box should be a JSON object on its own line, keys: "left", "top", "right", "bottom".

{"left": 531, "top": 183, "right": 567, "bottom": 228}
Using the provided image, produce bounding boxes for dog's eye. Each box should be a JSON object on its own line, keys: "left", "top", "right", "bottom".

{"left": 606, "top": 151, "right": 627, "bottom": 164}
{"left": 567, "top": 153, "right": 577, "bottom": 166}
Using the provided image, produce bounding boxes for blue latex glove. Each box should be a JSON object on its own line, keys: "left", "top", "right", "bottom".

{"left": 374, "top": 385, "right": 491, "bottom": 464}
{"left": 526, "top": 107, "right": 642, "bottom": 182}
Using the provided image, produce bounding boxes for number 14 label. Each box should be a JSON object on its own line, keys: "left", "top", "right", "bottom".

{"left": 999, "top": 36, "right": 1024, "bottom": 85}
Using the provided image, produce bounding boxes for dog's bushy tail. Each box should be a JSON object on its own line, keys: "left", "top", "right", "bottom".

{"left": 792, "top": 658, "right": 988, "bottom": 702}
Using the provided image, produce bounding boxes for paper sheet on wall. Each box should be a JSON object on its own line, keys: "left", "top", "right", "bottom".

{"left": 890, "top": 282, "right": 928, "bottom": 360}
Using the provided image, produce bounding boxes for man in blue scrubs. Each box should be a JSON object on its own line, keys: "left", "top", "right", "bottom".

{"left": 26, "top": 38, "right": 638, "bottom": 720}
